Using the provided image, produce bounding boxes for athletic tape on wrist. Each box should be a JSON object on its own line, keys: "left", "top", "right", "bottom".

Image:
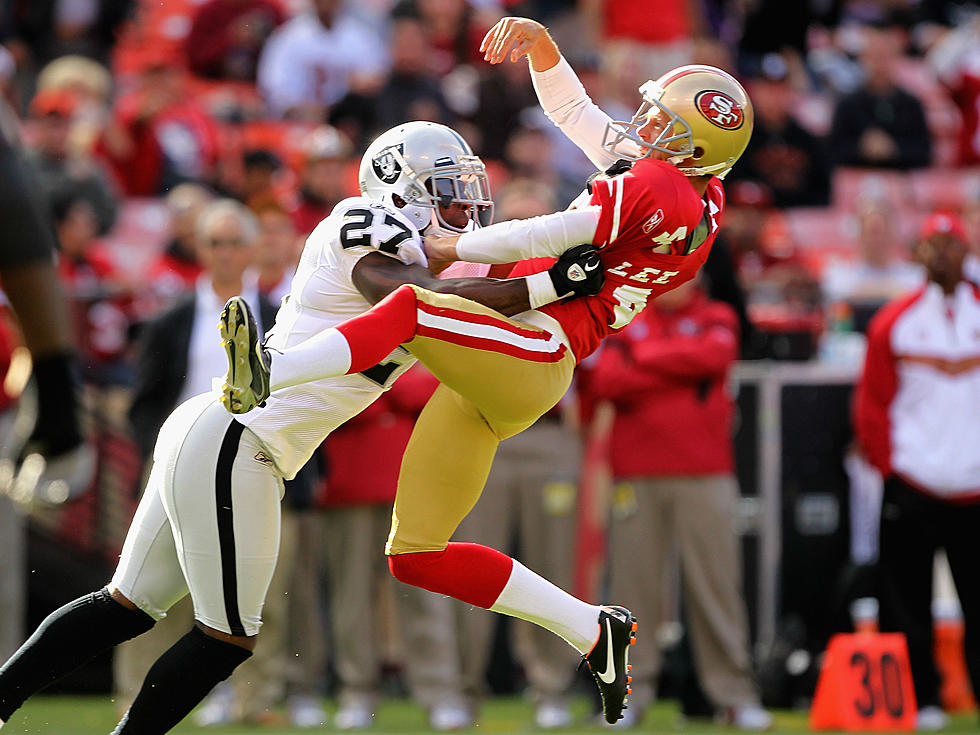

{"left": 526, "top": 270, "right": 562, "bottom": 309}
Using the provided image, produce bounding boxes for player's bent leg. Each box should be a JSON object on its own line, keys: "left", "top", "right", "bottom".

{"left": 109, "top": 455, "right": 191, "bottom": 625}
{"left": 113, "top": 401, "right": 281, "bottom": 734}
{"left": 0, "top": 587, "right": 155, "bottom": 723}
{"left": 234, "top": 284, "right": 571, "bottom": 424}
{"left": 113, "top": 623, "right": 253, "bottom": 735}
{"left": 162, "top": 401, "right": 283, "bottom": 639}
{"left": 386, "top": 383, "right": 636, "bottom": 723}
{"left": 221, "top": 284, "right": 420, "bottom": 408}
{"left": 388, "top": 385, "right": 501, "bottom": 555}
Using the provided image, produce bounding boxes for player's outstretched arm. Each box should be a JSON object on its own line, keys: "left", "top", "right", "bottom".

{"left": 353, "top": 252, "right": 531, "bottom": 315}
{"left": 481, "top": 16, "right": 625, "bottom": 170}
{"left": 352, "top": 246, "right": 603, "bottom": 316}
{"left": 425, "top": 208, "right": 601, "bottom": 269}
{"left": 481, "top": 16, "right": 560, "bottom": 71}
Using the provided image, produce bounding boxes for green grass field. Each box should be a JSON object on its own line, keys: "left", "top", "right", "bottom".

{"left": 3, "top": 697, "right": 978, "bottom": 735}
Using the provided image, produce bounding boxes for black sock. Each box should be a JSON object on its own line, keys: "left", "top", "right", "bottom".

{"left": 0, "top": 588, "right": 154, "bottom": 721}
{"left": 113, "top": 626, "right": 252, "bottom": 735}
{"left": 27, "top": 351, "right": 82, "bottom": 454}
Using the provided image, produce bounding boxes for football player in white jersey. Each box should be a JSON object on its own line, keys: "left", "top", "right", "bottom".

{"left": 0, "top": 122, "right": 602, "bottom": 735}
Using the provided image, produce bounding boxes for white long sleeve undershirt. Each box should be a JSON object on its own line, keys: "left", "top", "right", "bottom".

{"left": 531, "top": 55, "right": 643, "bottom": 171}
{"left": 455, "top": 206, "right": 601, "bottom": 265}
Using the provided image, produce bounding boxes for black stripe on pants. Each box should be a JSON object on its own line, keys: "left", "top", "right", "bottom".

{"left": 215, "top": 419, "right": 246, "bottom": 637}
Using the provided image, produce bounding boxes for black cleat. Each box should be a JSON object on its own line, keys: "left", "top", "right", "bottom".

{"left": 583, "top": 605, "right": 637, "bottom": 724}
{"left": 218, "top": 296, "right": 271, "bottom": 414}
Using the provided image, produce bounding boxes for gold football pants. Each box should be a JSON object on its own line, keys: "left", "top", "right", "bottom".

{"left": 386, "top": 287, "right": 576, "bottom": 555}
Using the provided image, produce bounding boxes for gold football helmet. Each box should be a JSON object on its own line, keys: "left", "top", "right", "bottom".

{"left": 602, "top": 64, "right": 754, "bottom": 179}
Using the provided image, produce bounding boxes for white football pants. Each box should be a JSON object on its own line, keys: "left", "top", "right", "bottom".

{"left": 111, "top": 393, "right": 284, "bottom": 636}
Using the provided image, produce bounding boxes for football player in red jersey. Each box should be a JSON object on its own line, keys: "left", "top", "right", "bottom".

{"left": 218, "top": 17, "right": 752, "bottom": 725}
{"left": 424, "top": 16, "right": 753, "bottom": 362}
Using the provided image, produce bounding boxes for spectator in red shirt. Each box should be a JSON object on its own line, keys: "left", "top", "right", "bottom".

{"left": 52, "top": 190, "right": 131, "bottom": 383}
{"left": 928, "top": 14, "right": 980, "bottom": 167}
{"left": 590, "top": 278, "right": 770, "bottom": 730}
{"left": 186, "top": 0, "right": 286, "bottom": 82}
{"left": 96, "top": 58, "right": 221, "bottom": 196}
{"left": 318, "top": 365, "right": 472, "bottom": 731}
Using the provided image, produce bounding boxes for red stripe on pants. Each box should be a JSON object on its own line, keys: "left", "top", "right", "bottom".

{"left": 415, "top": 324, "right": 567, "bottom": 362}
{"left": 416, "top": 300, "right": 557, "bottom": 342}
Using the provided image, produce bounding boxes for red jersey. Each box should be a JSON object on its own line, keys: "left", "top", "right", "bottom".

{"left": 58, "top": 248, "right": 133, "bottom": 366}
{"left": 512, "top": 158, "right": 726, "bottom": 361}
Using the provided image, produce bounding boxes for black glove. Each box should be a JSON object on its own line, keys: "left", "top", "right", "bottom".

{"left": 586, "top": 158, "right": 634, "bottom": 193}
{"left": 548, "top": 244, "right": 604, "bottom": 300}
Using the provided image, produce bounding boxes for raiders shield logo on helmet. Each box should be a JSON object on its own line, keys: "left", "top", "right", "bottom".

{"left": 372, "top": 144, "right": 404, "bottom": 184}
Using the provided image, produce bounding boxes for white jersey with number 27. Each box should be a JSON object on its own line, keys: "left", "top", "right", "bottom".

{"left": 234, "top": 197, "right": 425, "bottom": 479}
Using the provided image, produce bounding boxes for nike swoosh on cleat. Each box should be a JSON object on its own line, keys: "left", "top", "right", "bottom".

{"left": 597, "top": 619, "right": 617, "bottom": 684}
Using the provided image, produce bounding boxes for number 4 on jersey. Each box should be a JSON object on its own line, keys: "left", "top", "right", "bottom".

{"left": 651, "top": 225, "right": 688, "bottom": 252}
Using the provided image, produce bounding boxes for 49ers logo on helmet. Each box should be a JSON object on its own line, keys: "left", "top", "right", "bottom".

{"left": 695, "top": 90, "right": 744, "bottom": 130}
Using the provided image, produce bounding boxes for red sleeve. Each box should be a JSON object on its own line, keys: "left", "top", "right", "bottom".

{"left": 853, "top": 292, "right": 919, "bottom": 476}
{"left": 589, "top": 177, "right": 616, "bottom": 248}
{"left": 632, "top": 304, "right": 738, "bottom": 380}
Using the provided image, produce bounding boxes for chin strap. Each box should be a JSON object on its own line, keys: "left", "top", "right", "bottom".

{"left": 676, "top": 157, "right": 735, "bottom": 178}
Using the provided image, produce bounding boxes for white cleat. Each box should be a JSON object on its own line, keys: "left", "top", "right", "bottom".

{"left": 535, "top": 700, "right": 573, "bottom": 729}
{"left": 334, "top": 703, "right": 373, "bottom": 730}
{"left": 726, "top": 704, "right": 773, "bottom": 731}
{"left": 288, "top": 695, "right": 327, "bottom": 728}
{"left": 429, "top": 702, "right": 472, "bottom": 731}
{"left": 916, "top": 706, "right": 949, "bottom": 731}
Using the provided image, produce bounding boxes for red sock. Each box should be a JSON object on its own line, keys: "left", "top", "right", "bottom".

{"left": 337, "top": 284, "right": 419, "bottom": 373}
{"left": 388, "top": 542, "right": 514, "bottom": 609}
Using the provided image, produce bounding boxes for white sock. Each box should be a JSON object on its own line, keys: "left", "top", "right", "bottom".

{"left": 489, "top": 561, "right": 601, "bottom": 653}
{"left": 269, "top": 328, "right": 352, "bottom": 391}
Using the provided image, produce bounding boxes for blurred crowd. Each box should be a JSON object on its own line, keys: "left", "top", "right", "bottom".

{"left": 1, "top": 0, "right": 980, "bottom": 730}
{"left": 0, "top": 0, "right": 978, "bottom": 378}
